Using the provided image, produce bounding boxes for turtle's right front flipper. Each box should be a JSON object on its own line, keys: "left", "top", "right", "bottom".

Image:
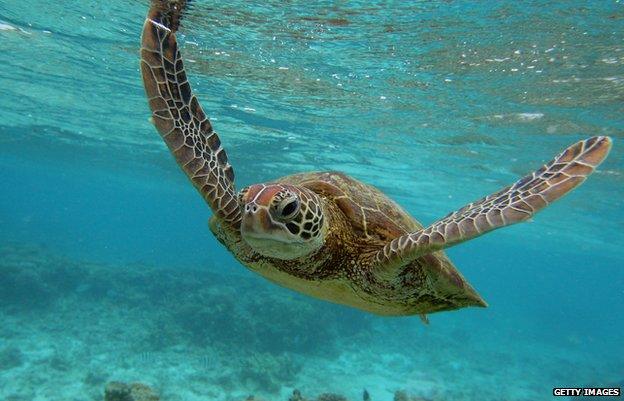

{"left": 140, "top": 0, "right": 241, "bottom": 228}
{"left": 375, "top": 136, "right": 612, "bottom": 269}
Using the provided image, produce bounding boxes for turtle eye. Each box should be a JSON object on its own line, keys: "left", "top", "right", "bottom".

{"left": 279, "top": 198, "right": 299, "bottom": 219}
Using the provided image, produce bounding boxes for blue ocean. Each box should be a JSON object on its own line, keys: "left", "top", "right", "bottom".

{"left": 1, "top": 1, "right": 622, "bottom": 400}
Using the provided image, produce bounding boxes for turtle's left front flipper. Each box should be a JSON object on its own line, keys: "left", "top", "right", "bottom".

{"left": 375, "top": 136, "right": 612, "bottom": 269}
{"left": 140, "top": 0, "right": 241, "bottom": 228}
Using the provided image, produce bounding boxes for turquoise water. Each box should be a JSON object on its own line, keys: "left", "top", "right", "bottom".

{"left": 1, "top": 0, "right": 623, "bottom": 400}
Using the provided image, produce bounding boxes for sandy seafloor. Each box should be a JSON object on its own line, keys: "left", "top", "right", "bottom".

{"left": 1, "top": 242, "right": 622, "bottom": 401}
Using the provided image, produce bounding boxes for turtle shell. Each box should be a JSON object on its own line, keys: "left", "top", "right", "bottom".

{"left": 276, "top": 171, "right": 422, "bottom": 244}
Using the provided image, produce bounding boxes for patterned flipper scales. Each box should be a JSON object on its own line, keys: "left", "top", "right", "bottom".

{"left": 140, "top": 1, "right": 241, "bottom": 227}
{"left": 375, "top": 136, "right": 612, "bottom": 268}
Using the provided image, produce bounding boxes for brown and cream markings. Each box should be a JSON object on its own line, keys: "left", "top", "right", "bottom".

{"left": 140, "top": 0, "right": 613, "bottom": 320}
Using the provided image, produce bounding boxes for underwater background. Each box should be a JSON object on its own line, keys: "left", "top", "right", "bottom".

{"left": 1, "top": 0, "right": 623, "bottom": 400}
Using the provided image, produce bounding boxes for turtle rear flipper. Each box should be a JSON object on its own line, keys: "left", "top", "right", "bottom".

{"left": 375, "top": 136, "right": 612, "bottom": 269}
{"left": 140, "top": 1, "right": 241, "bottom": 227}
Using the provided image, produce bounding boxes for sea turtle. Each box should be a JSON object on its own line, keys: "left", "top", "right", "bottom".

{"left": 139, "top": 0, "right": 612, "bottom": 319}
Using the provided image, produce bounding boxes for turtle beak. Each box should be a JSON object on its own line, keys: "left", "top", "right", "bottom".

{"left": 241, "top": 202, "right": 273, "bottom": 236}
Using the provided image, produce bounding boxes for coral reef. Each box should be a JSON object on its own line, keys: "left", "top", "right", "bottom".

{"left": 0, "top": 243, "right": 372, "bottom": 357}
{"left": 393, "top": 390, "right": 433, "bottom": 401}
{"left": 162, "top": 272, "right": 371, "bottom": 355}
{"left": 250, "top": 389, "right": 354, "bottom": 401}
{"left": 0, "top": 245, "right": 56, "bottom": 310}
{"left": 100, "top": 383, "right": 428, "bottom": 401}
{"left": 237, "top": 352, "right": 302, "bottom": 392}
{"left": 0, "top": 243, "right": 375, "bottom": 399}
{"left": 104, "top": 382, "right": 159, "bottom": 401}
{"left": 288, "top": 389, "right": 308, "bottom": 401}
{"left": 317, "top": 393, "right": 349, "bottom": 401}
{"left": 99, "top": 385, "right": 370, "bottom": 401}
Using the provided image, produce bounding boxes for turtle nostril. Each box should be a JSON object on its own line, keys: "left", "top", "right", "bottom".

{"left": 244, "top": 203, "right": 259, "bottom": 214}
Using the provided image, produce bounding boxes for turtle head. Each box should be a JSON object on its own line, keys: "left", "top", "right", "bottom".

{"left": 238, "top": 184, "right": 326, "bottom": 260}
